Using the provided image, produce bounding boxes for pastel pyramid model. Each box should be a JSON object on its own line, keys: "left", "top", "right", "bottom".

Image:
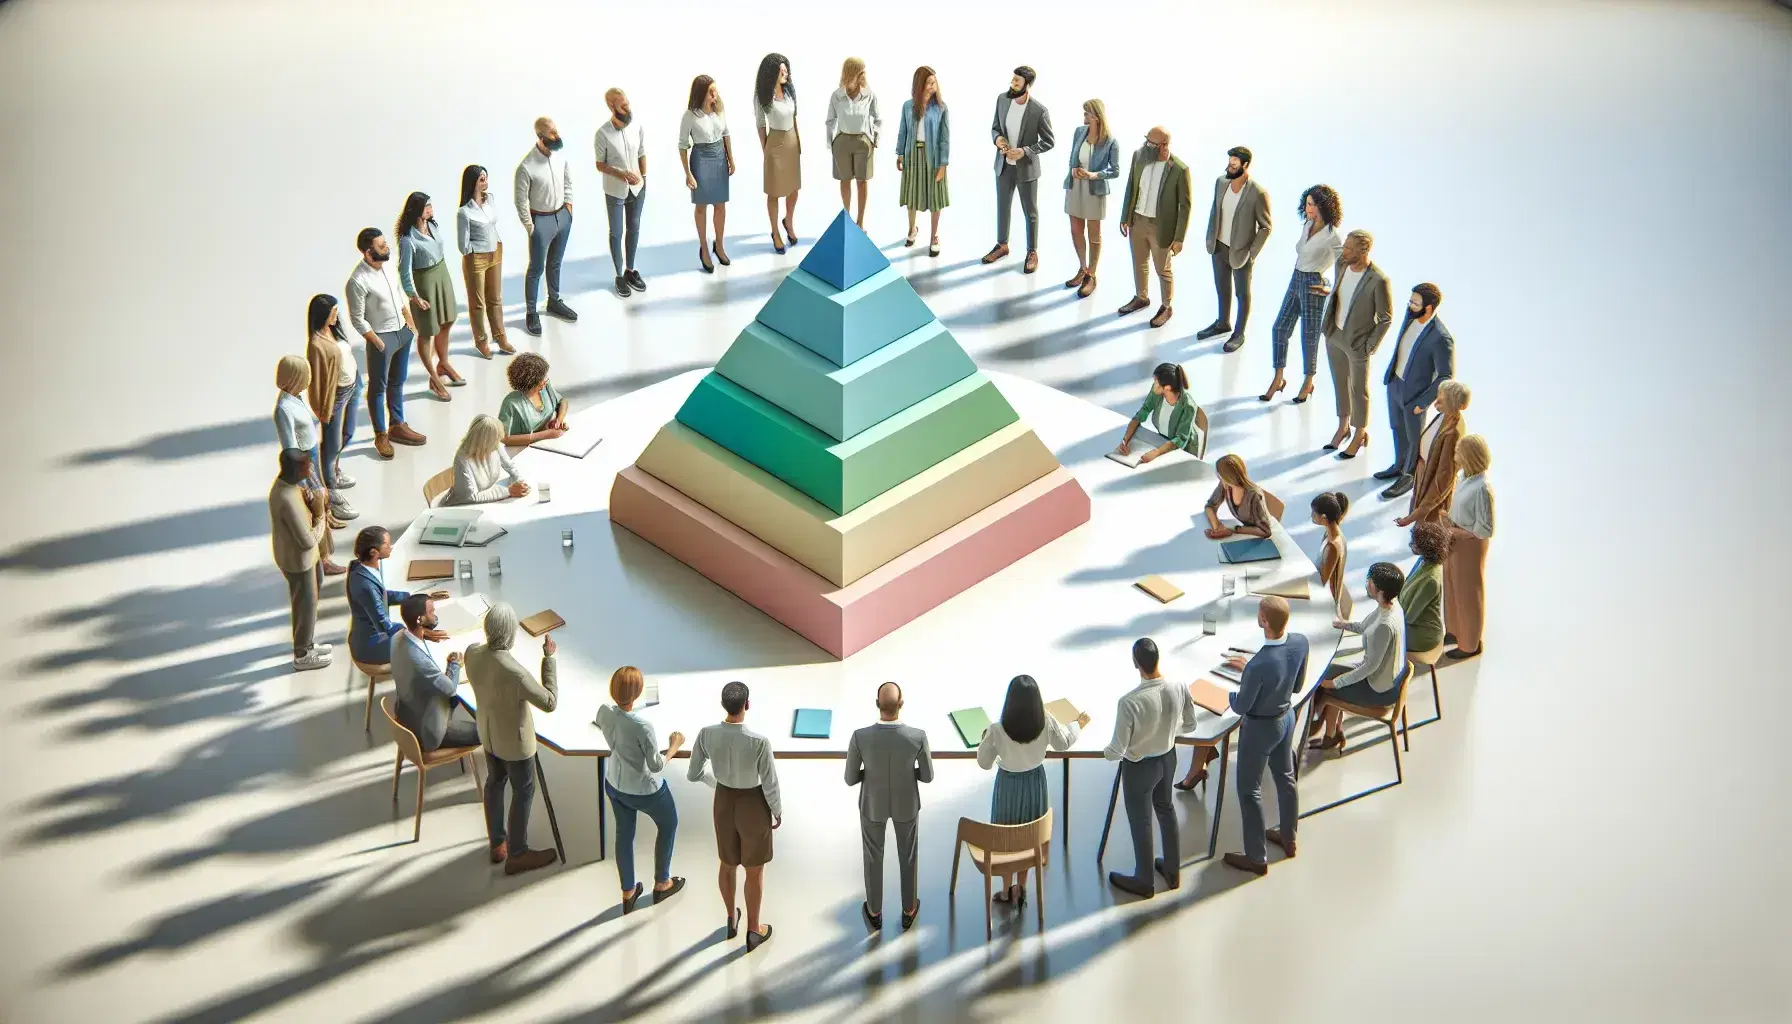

{"left": 610, "top": 212, "right": 1090, "bottom": 658}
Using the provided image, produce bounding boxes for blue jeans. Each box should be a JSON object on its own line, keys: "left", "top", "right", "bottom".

{"left": 365, "top": 327, "right": 413, "bottom": 433}
{"left": 526, "top": 208, "right": 571, "bottom": 311}
{"left": 605, "top": 189, "right": 645, "bottom": 275}
{"left": 321, "top": 375, "right": 361, "bottom": 483}
{"left": 607, "top": 779, "right": 677, "bottom": 892}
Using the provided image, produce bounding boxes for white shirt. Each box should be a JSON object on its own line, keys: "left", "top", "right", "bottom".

{"left": 1152, "top": 394, "right": 1178, "bottom": 437}
{"left": 513, "top": 145, "right": 572, "bottom": 226}
{"left": 1393, "top": 317, "right": 1427, "bottom": 380}
{"left": 977, "top": 717, "right": 1081, "bottom": 774}
{"left": 593, "top": 119, "right": 646, "bottom": 198}
{"left": 274, "top": 391, "right": 319, "bottom": 452}
{"left": 827, "top": 87, "right": 882, "bottom": 143}
{"left": 456, "top": 197, "right": 502, "bottom": 256}
{"left": 447, "top": 448, "right": 524, "bottom": 505}
{"left": 1077, "top": 140, "right": 1093, "bottom": 170}
{"left": 1294, "top": 221, "right": 1343, "bottom": 277}
{"left": 1103, "top": 675, "right": 1198, "bottom": 762}
{"left": 333, "top": 336, "right": 356, "bottom": 387}
{"left": 1219, "top": 181, "right": 1244, "bottom": 244}
{"left": 1003, "top": 97, "right": 1026, "bottom": 154}
{"left": 678, "top": 109, "right": 729, "bottom": 149}
{"left": 345, "top": 258, "right": 404, "bottom": 336}
{"left": 756, "top": 92, "right": 796, "bottom": 132}
{"left": 1135, "top": 158, "right": 1167, "bottom": 219}
{"left": 686, "top": 721, "right": 782, "bottom": 818}
{"left": 1418, "top": 413, "right": 1443, "bottom": 457}
{"left": 1450, "top": 473, "right": 1496, "bottom": 539}
{"left": 1334, "top": 265, "right": 1366, "bottom": 328}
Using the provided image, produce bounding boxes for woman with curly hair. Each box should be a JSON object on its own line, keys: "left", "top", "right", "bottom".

{"left": 496, "top": 352, "right": 569, "bottom": 446}
{"left": 754, "top": 54, "right": 802, "bottom": 252}
{"left": 1260, "top": 184, "right": 1343, "bottom": 405}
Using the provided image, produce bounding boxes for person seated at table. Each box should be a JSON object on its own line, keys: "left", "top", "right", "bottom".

{"left": 346, "top": 526, "right": 448, "bottom": 665}
{"left": 1219, "top": 595, "right": 1309, "bottom": 876}
{"left": 447, "top": 414, "right": 530, "bottom": 505}
{"left": 464, "top": 601, "right": 560, "bottom": 876}
{"left": 1113, "top": 362, "right": 1201, "bottom": 463}
{"left": 1309, "top": 561, "right": 1407, "bottom": 752}
{"left": 391, "top": 593, "right": 479, "bottom": 751}
{"left": 1310, "top": 491, "right": 1350, "bottom": 609}
{"left": 596, "top": 666, "right": 687, "bottom": 913}
{"left": 1401, "top": 521, "right": 1449, "bottom": 655}
{"left": 1203, "top": 454, "right": 1273, "bottom": 540}
{"left": 975, "top": 674, "right": 1088, "bottom": 906}
{"left": 498, "top": 353, "right": 569, "bottom": 446}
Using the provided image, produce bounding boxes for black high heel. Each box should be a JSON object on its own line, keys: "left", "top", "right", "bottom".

{"left": 783, "top": 217, "right": 798, "bottom": 245}
{"left": 699, "top": 245, "right": 715, "bottom": 273}
{"left": 770, "top": 231, "right": 786, "bottom": 254}
{"left": 713, "top": 241, "right": 730, "bottom": 267}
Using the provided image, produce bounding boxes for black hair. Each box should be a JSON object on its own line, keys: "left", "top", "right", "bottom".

{"left": 1013, "top": 65, "right": 1036, "bottom": 88}
{"left": 278, "top": 447, "right": 310, "bottom": 481}
{"left": 755, "top": 53, "right": 792, "bottom": 110}
{"left": 999, "top": 674, "right": 1046, "bottom": 745}
{"left": 1132, "top": 638, "right": 1160, "bottom": 675}
{"left": 1310, "top": 491, "right": 1350, "bottom": 524}
{"left": 307, "top": 294, "right": 345, "bottom": 342}
{"left": 1300, "top": 184, "right": 1342, "bottom": 227}
{"left": 721, "top": 681, "right": 750, "bottom": 715}
{"left": 1228, "top": 146, "right": 1252, "bottom": 166}
{"left": 1367, "top": 562, "right": 1407, "bottom": 603}
{"left": 354, "top": 525, "right": 390, "bottom": 563}
{"left": 356, "top": 227, "right": 383, "bottom": 253}
{"left": 1411, "top": 282, "right": 1443, "bottom": 312}
{"left": 396, "top": 191, "right": 433, "bottom": 239}
{"left": 458, "top": 164, "right": 486, "bottom": 209}
{"left": 1152, "top": 362, "right": 1189, "bottom": 396}
{"left": 400, "top": 592, "right": 432, "bottom": 630}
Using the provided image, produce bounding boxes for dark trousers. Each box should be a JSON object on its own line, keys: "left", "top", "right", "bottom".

{"left": 607, "top": 780, "right": 678, "bottom": 892}
{"left": 1211, "top": 242, "right": 1256, "bottom": 336}
{"left": 1120, "top": 749, "right": 1179, "bottom": 885}
{"left": 861, "top": 815, "right": 919, "bottom": 917}
{"left": 1387, "top": 385, "right": 1426, "bottom": 473}
{"left": 1236, "top": 713, "right": 1298, "bottom": 864}
{"left": 995, "top": 167, "right": 1039, "bottom": 250}
{"left": 283, "top": 567, "right": 317, "bottom": 657}
{"left": 364, "top": 328, "right": 412, "bottom": 433}
{"left": 483, "top": 752, "right": 536, "bottom": 850}
{"left": 526, "top": 208, "right": 571, "bottom": 311}
{"left": 605, "top": 189, "right": 645, "bottom": 275}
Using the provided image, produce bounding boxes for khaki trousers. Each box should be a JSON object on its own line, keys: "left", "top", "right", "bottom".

{"left": 1128, "top": 213, "right": 1173, "bottom": 303}
{"left": 1443, "top": 527, "right": 1488, "bottom": 653}
{"left": 1325, "top": 332, "right": 1371, "bottom": 427}
{"left": 463, "top": 242, "right": 507, "bottom": 348}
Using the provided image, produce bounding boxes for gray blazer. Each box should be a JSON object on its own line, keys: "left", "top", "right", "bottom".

{"left": 989, "top": 93, "right": 1055, "bottom": 182}
{"left": 1323, "top": 260, "right": 1395, "bottom": 356}
{"left": 844, "top": 721, "right": 934, "bottom": 823}
{"left": 464, "top": 643, "right": 557, "bottom": 762}
{"left": 1203, "top": 176, "right": 1272, "bottom": 266}
{"left": 391, "top": 632, "right": 461, "bottom": 751}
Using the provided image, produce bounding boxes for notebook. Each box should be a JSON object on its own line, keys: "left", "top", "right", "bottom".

{"left": 536, "top": 420, "right": 603, "bottom": 458}
{"left": 1219, "top": 536, "right": 1281, "bottom": 564}
{"left": 949, "top": 707, "right": 992, "bottom": 748}
{"left": 1045, "top": 698, "right": 1080, "bottom": 726}
{"left": 1248, "top": 575, "right": 1311, "bottom": 600}
{"left": 518, "top": 609, "right": 564, "bottom": 637}
{"left": 1134, "top": 575, "right": 1184, "bottom": 603}
{"left": 462, "top": 522, "right": 509, "bottom": 547}
{"left": 434, "top": 594, "right": 489, "bottom": 637}
{"left": 1211, "top": 663, "right": 1244, "bottom": 684}
{"left": 417, "top": 517, "right": 470, "bottom": 547}
{"left": 1190, "top": 679, "right": 1233, "bottom": 716}
{"left": 1105, "top": 446, "right": 1195, "bottom": 469}
{"left": 406, "top": 558, "right": 455, "bottom": 582}
{"left": 791, "top": 708, "right": 832, "bottom": 739}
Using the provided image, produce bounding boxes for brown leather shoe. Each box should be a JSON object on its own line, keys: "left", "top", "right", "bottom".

{"left": 389, "top": 422, "right": 427, "bottom": 446}
{"left": 1223, "top": 852, "right": 1268, "bottom": 876}
{"left": 1064, "top": 269, "right": 1087, "bottom": 289}
{"left": 981, "top": 243, "right": 1010, "bottom": 264}
{"left": 1117, "top": 296, "right": 1150, "bottom": 316}
{"left": 1077, "top": 274, "right": 1096, "bottom": 298}
{"left": 1150, "top": 305, "right": 1174, "bottom": 328}
{"left": 490, "top": 841, "right": 508, "bottom": 865}
{"left": 504, "top": 848, "right": 557, "bottom": 875}
{"left": 373, "top": 432, "right": 394, "bottom": 459}
{"left": 1023, "top": 250, "right": 1039, "bottom": 274}
{"left": 322, "top": 560, "right": 349, "bottom": 577}
{"left": 1266, "top": 828, "right": 1296, "bottom": 857}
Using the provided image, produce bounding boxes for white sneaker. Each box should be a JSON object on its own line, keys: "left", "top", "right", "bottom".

{"left": 333, "top": 471, "right": 357, "bottom": 489}
{"left": 329, "top": 498, "right": 360, "bottom": 520}
{"left": 309, "top": 642, "right": 333, "bottom": 655}
{"left": 294, "top": 649, "right": 333, "bottom": 671}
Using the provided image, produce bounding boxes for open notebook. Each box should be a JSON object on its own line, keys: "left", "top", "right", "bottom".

{"left": 535, "top": 419, "right": 603, "bottom": 458}
{"left": 1105, "top": 446, "right": 1196, "bottom": 470}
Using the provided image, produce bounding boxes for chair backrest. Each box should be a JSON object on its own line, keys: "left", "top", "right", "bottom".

{"left": 957, "top": 809, "right": 1053, "bottom": 856}
{"left": 421, "top": 468, "right": 455, "bottom": 507}
{"left": 1337, "top": 583, "right": 1355, "bottom": 621}
{"left": 1262, "top": 488, "right": 1286, "bottom": 522}
{"left": 1193, "top": 407, "right": 1210, "bottom": 460}
{"left": 380, "top": 695, "right": 424, "bottom": 765}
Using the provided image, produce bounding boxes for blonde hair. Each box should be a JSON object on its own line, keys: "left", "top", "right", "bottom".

{"left": 840, "top": 57, "right": 866, "bottom": 90}
{"left": 1345, "top": 228, "right": 1374, "bottom": 250}
{"left": 1456, "top": 434, "right": 1491, "bottom": 476}
{"left": 1082, "top": 98, "right": 1111, "bottom": 144}
{"left": 1437, "top": 380, "right": 1471, "bottom": 414}
{"left": 1215, "top": 453, "right": 1253, "bottom": 489}
{"left": 610, "top": 666, "right": 645, "bottom": 706}
{"left": 275, "top": 354, "right": 310, "bottom": 395}
{"left": 457, "top": 414, "right": 504, "bottom": 460}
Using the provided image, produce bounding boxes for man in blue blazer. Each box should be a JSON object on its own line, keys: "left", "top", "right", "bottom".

{"left": 1220, "top": 596, "right": 1309, "bottom": 876}
{"left": 1375, "top": 282, "right": 1454, "bottom": 499}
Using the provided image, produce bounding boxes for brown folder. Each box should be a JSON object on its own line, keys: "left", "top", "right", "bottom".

{"left": 1134, "top": 575, "right": 1184, "bottom": 603}
{"left": 406, "top": 558, "right": 456, "bottom": 582}
{"left": 1248, "top": 576, "right": 1312, "bottom": 600}
{"left": 1190, "top": 679, "right": 1233, "bottom": 716}
{"left": 519, "top": 609, "right": 565, "bottom": 637}
{"left": 1045, "top": 698, "right": 1080, "bottom": 725}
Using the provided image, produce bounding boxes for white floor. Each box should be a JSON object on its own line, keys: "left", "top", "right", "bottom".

{"left": 1, "top": 1, "right": 1789, "bottom": 1021}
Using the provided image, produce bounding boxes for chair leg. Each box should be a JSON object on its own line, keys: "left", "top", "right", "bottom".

{"left": 1389, "top": 721, "right": 1404, "bottom": 784}
{"left": 413, "top": 765, "right": 427, "bottom": 842}
{"left": 364, "top": 677, "right": 377, "bottom": 732}
{"left": 983, "top": 868, "right": 993, "bottom": 941}
{"left": 468, "top": 753, "right": 485, "bottom": 791}
{"left": 1034, "top": 863, "right": 1044, "bottom": 931}
{"left": 391, "top": 750, "right": 404, "bottom": 803}
{"left": 1431, "top": 664, "right": 1441, "bottom": 722}
{"left": 948, "top": 840, "right": 961, "bottom": 896}
{"left": 1401, "top": 708, "right": 1411, "bottom": 751}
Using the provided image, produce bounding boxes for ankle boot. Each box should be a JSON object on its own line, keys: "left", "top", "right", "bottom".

{"left": 373, "top": 431, "right": 393, "bottom": 459}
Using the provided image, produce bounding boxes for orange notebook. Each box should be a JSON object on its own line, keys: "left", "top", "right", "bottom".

{"left": 519, "top": 609, "right": 565, "bottom": 637}
{"left": 406, "top": 558, "right": 455, "bottom": 581}
{"left": 1189, "top": 679, "right": 1233, "bottom": 716}
{"left": 1134, "top": 575, "right": 1184, "bottom": 603}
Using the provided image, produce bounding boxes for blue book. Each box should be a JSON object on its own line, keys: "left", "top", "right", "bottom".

{"left": 1219, "top": 537, "right": 1281, "bottom": 564}
{"left": 792, "top": 708, "right": 832, "bottom": 739}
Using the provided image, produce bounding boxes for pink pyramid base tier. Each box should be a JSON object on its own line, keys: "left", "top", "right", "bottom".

{"left": 610, "top": 465, "right": 1091, "bottom": 658}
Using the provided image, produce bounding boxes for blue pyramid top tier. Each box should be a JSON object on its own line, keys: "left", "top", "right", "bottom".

{"left": 799, "top": 211, "right": 891, "bottom": 291}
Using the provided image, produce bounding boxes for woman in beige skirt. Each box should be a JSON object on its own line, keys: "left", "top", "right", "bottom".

{"left": 396, "top": 191, "right": 461, "bottom": 401}
{"left": 755, "top": 53, "right": 802, "bottom": 253}
{"left": 1442, "top": 434, "right": 1495, "bottom": 660}
{"left": 826, "top": 56, "right": 882, "bottom": 229}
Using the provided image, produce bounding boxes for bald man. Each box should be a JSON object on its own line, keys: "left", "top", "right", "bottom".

{"left": 844, "top": 683, "right": 934, "bottom": 931}
{"left": 1222, "top": 596, "right": 1310, "bottom": 875}
{"left": 593, "top": 88, "right": 649, "bottom": 299}
{"left": 515, "top": 115, "right": 578, "bottom": 336}
{"left": 1117, "top": 126, "right": 1193, "bottom": 329}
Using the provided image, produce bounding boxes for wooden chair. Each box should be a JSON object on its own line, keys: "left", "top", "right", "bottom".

{"left": 1193, "top": 407, "right": 1210, "bottom": 460}
{"left": 379, "top": 695, "right": 483, "bottom": 842}
{"left": 1403, "top": 644, "right": 1447, "bottom": 730}
{"left": 350, "top": 658, "right": 394, "bottom": 731}
{"left": 421, "top": 468, "right": 455, "bottom": 507}
{"left": 948, "top": 810, "right": 1052, "bottom": 939}
{"left": 1300, "top": 663, "right": 1413, "bottom": 817}
{"left": 1263, "top": 488, "right": 1286, "bottom": 522}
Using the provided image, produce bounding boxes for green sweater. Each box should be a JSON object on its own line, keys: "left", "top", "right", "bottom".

{"left": 1132, "top": 390, "right": 1198, "bottom": 451}
{"left": 1400, "top": 559, "right": 1444, "bottom": 652}
{"left": 499, "top": 382, "right": 563, "bottom": 437}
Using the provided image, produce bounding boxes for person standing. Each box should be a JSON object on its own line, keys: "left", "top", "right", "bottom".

{"left": 345, "top": 228, "right": 425, "bottom": 457}
{"left": 305, "top": 295, "right": 362, "bottom": 503}
{"left": 269, "top": 449, "right": 333, "bottom": 672}
{"left": 274, "top": 355, "right": 353, "bottom": 559}
{"left": 463, "top": 602, "right": 559, "bottom": 876}
{"left": 1195, "top": 147, "right": 1273, "bottom": 353}
{"left": 596, "top": 667, "right": 687, "bottom": 913}
{"left": 975, "top": 674, "right": 1086, "bottom": 907}
{"left": 1321, "top": 229, "right": 1394, "bottom": 459}
{"left": 1441, "top": 435, "right": 1495, "bottom": 661}
{"left": 514, "top": 116, "right": 578, "bottom": 335}
{"left": 1218, "top": 597, "right": 1309, "bottom": 875}
{"left": 680, "top": 76, "right": 735, "bottom": 273}
{"left": 594, "top": 90, "right": 649, "bottom": 298}
{"left": 1375, "top": 283, "right": 1456, "bottom": 498}
{"left": 896, "top": 66, "right": 950, "bottom": 257}
{"left": 827, "top": 57, "right": 882, "bottom": 229}
{"left": 390, "top": 593, "right": 479, "bottom": 752}
{"left": 687, "top": 681, "right": 781, "bottom": 952}
{"left": 754, "top": 53, "right": 802, "bottom": 253}
{"left": 844, "top": 682, "right": 934, "bottom": 932}
{"left": 1102, "top": 638, "right": 1198, "bottom": 898}
{"left": 1261, "top": 185, "right": 1344, "bottom": 404}
{"left": 395, "top": 191, "right": 461, "bottom": 400}
{"left": 983, "top": 66, "right": 1054, "bottom": 274}
{"left": 1116, "top": 126, "right": 1192, "bottom": 330}
{"left": 1062, "top": 98, "right": 1119, "bottom": 298}
{"left": 1396, "top": 380, "right": 1469, "bottom": 524}
{"left": 455, "top": 164, "right": 514, "bottom": 358}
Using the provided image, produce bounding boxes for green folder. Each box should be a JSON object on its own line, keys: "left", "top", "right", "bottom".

{"left": 950, "top": 707, "right": 992, "bottom": 748}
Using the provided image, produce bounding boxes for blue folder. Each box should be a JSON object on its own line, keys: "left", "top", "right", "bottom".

{"left": 1219, "top": 536, "right": 1281, "bottom": 564}
{"left": 792, "top": 708, "right": 832, "bottom": 739}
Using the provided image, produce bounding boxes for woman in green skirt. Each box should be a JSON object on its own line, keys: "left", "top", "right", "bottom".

{"left": 396, "top": 191, "right": 461, "bottom": 401}
{"left": 896, "top": 66, "right": 949, "bottom": 257}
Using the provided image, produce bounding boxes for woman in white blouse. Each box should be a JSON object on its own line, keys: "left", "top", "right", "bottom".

{"left": 445, "top": 414, "right": 529, "bottom": 506}
{"left": 753, "top": 53, "right": 802, "bottom": 253}
{"left": 679, "top": 75, "right": 735, "bottom": 272}
{"left": 1310, "top": 561, "right": 1409, "bottom": 751}
{"left": 976, "top": 674, "right": 1088, "bottom": 906}
{"left": 455, "top": 165, "right": 514, "bottom": 358}
{"left": 1262, "top": 185, "right": 1344, "bottom": 405}
{"left": 273, "top": 354, "right": 343, "bottom": 574}
{"left": 827, "top": 57, "right": 882, "bottom": 229}
{"left": 1442, "top": 434, "right": 1495, "bottom": 660}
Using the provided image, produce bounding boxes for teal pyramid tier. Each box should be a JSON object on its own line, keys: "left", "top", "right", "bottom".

{"left": 756, "top": 265, "right": 934, "bottom": 369}
{"left": 799, "top": 213, "right": 891, "bottom": 290}
{"left": 715, "top": 318, "right": 977, "bottom": 442}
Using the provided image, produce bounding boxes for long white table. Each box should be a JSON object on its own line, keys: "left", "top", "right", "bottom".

{"left": 388, "top": 369, "right": 1341, "bottom": 864}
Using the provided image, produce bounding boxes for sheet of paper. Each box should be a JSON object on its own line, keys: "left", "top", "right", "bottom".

{"left": 435, "top": 594, "right": 490, "bottom": 637}
{"left": 1045, "top": 698, "right": 1080, "bottom": 725}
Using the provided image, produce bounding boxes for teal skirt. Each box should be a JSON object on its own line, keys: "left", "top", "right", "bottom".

{"left": 990, "top": 764, "right": 1047, "bottom": 824}
{"left": 897, "top": 139, "right": 949, "bottom": 211}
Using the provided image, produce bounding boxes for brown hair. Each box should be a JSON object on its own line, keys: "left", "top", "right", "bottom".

{"left": 610, "top": 666, "right": 645, "bottom": 706}
{"left": 910, "top": 66, "right": 940, "bottom": 116}
{"left": 1410, "top": 521, "right": 1454, "bottom": 564}
{"left": 1259, "top": 596, "right": 1291, "bottom": 633}
{"left": 506, "top": 352, "right": 549, "bottom": 392}
{"left": 1082, "top": 98, "right": 1110, "bottom": 144}
{"left": 1215, "top": 453, "right": 1253, "bottom": 489}
{"left": 687, "top": 75, "right": 720, "bottom": 113}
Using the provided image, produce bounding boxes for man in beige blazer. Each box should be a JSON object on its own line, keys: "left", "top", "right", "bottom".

{"left": 465, "top": 601, "right": 560, "bottom": 875}
{"left": 1196, "top": 146, "right": 1273, "bottom": 353}
{"left": 1116, "top": 127, "right": 1193, "bottom": 329}
{"left": 268, "top": 448, "right": 332, "bottom": 672}
{"left": 1321, "top": 229, "right": 1394, "bottom": 459}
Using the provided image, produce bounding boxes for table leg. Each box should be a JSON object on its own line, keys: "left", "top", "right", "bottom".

{"left": 534, "top": 753, "right": 566, "bottom": 864}
{"left": 1206, "top": 734, "right": 1231, "bottom": 861}
{"left": 596, "top": 756, "right": 608, "bottom": 862}
{"left": 1293, "top": 699, "right": 1317, "bottom": 782}
{"left": 1060, "top": 758, "right": 1070, "bottom": 847}
{"left": 1095, "top": 764, "right": 1122, "bottom": 863}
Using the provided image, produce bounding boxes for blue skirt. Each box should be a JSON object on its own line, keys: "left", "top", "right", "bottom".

{"left": 690, "top": 140, "right": 729, "bottom": 205}
{"left": 990, "top": 765, "right": 1049, "bottom": 824}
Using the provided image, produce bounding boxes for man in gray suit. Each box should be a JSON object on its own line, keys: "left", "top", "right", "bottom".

{"left": 844, "top": 682, "right": 934, "bottom": 932}
{"left": 983, "top": 66, "right": 1055, "bottom": 274}
{"left": 1196, "top": 146, "right": 1273, "bottom": 352}
{"left": 391, "top": 593, "right": 478, "bottom": 751}
{"left": 1322, "top": 229, "right": 1395, "bottom": 459}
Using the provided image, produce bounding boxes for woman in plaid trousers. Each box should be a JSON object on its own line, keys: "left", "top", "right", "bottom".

{"left": 1260, "top": 184, "right": 1343, "bottom": 404}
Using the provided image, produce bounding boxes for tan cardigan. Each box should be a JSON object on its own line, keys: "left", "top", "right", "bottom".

{"left": 1408, "top": 412, "right": 1464, "bottom": 524}
{"left": 464, "top": 643, "right": 558, "bottom": 760}
{"left": 269, "top": 478, "right": 327, "bottom": 573}
{"left": 306, "top": 332, "right": 342, "bottom": 424}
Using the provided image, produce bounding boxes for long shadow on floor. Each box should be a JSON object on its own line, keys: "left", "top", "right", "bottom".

{"left": 0, "top": 499, "right": 269, "bottom": 573}
{"left": 27, "top": 566, "right": 291, "bottom": 672}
